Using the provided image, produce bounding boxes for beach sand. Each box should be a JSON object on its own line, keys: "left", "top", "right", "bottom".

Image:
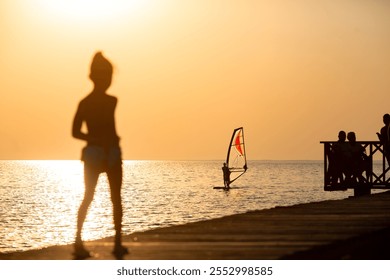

{"left": 1, "top": 191, "right": 389, "bottom": 260}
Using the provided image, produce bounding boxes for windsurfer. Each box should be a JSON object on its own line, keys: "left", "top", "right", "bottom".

{"left": 222, "top": 162, "right": 231, "bottom": 189}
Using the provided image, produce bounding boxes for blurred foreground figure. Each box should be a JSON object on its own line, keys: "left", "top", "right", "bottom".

{"left": 72, "top": 52, "right": 127, "bottom": 258}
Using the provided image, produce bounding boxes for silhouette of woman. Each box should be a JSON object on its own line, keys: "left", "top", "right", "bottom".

{"left": 72, "top": 52, "right": 127, "bottom": 258}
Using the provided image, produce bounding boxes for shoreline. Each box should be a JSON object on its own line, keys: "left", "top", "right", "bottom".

{"left": 1, "top": 190, "right": 390, "bottom": 260}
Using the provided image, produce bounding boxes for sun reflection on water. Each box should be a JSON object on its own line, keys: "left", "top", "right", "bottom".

{"left": 1, "top": 160, "right": 360, "bottom": 253}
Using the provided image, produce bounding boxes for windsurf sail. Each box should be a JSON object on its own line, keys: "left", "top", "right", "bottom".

{"left": 226, "top": 127, "right": 247, "bottom": 184}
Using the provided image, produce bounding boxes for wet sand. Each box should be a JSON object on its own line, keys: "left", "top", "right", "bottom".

{"left": 1, "top": 191, "right": 390, "bottom": 260}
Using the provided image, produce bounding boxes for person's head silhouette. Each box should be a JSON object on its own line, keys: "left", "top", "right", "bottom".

{"left": 383, "top": 114, "right": 390, "bottom": 126}
{"left": 347, "top": 131, "right": 356, "bottom": 143}
{"left": 338, "top": 130, "right": 346, "bottom": 142}
{"left": 89, "top": 52, "right": 113, "bottom": 92}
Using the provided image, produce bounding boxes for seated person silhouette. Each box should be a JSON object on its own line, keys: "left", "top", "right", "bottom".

{"left": 329, "top": 130, "right": 348, "bottom": 185}
{"left": 72, "top": 52, "right": 127, "bottom": 258}
{"left": 345, "top": 132, "right": 367, "bottom": 184}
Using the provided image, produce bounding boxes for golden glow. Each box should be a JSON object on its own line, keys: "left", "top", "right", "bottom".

{"left": 1, "top": 0, "right": 390, "bottom": 160}
{"left": 23, "top": 160, "right": 84, "bottom": 188}
{"left": 38, "top": 0, "right": 150, "bottom": 24}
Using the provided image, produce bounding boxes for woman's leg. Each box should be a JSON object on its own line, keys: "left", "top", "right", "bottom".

{"left": 75, "top": 164, "right": 100, "bottom": 249}
{"left": 107, "top": 163, "right": 126, "bottom": 254}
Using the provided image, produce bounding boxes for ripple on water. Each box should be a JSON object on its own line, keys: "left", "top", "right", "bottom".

{"left": 0, "top": 160, "right": 357, "bottom": 253}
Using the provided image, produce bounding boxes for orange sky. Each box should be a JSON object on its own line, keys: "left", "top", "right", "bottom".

{"left": 1, "top": 0, "right": 390, "bottom": 160}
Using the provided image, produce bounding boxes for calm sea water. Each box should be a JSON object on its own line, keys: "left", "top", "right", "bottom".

{"left": 0, "top": 160, "right": 374, "bottom": 253}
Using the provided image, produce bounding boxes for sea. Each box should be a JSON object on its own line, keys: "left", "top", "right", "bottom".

{"left": 0, "top": 160, "right": 384, "bottom": 254}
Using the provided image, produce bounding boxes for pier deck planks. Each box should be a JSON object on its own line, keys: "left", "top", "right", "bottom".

{"left": 1, "top": 191, "right": 390, "bottom": 260}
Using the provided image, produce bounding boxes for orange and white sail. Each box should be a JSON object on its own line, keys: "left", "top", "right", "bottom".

{"left": 226, "top": 127, "right": 247, "bottom": 184}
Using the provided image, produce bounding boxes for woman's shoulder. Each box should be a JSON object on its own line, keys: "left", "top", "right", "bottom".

{"left": 82, "top": 93, "right": 117, "bottom": 103}
{"left": 105, "top": 95, "right": 118, "bottom": 109}
{"left": 108, "top": 94, "right": 118, "bottom": 101}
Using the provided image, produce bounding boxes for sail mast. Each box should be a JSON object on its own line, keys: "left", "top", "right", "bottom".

{"left": 241, "top": 128, "right": 247, "bottom": 169}
{"left": 226, "top": 127, "right": 247, "bottom": 185}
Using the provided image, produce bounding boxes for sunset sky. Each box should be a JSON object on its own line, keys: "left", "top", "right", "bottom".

{"left": 1, "top": 0, "right": 390, "bottom": 160}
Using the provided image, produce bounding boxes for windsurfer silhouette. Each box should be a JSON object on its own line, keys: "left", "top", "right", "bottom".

{"left": 222, "top": 162, "right": 231, "bottom": 189}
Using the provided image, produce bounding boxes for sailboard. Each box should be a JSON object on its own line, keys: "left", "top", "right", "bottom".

{"left": 214, "top": 127, "right": 247, "bottom": 189}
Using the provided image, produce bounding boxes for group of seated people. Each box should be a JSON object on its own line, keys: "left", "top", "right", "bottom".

{"left": 328, "top": 114, "right": 390, "bottom": 186}
{"left": 328, "top": 131, "right": 371, "bottom": 185}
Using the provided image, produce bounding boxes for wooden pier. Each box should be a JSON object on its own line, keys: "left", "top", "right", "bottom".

{"left": 1, "top": 190, "right": 390, "bottom": 260}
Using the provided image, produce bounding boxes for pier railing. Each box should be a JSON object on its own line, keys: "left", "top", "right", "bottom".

{"left": 320, "top": 141, "right": 390, "bottom": 195}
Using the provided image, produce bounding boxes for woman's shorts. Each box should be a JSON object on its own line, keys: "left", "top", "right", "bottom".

{"left": 81, "top": 145, "right": 122, "bottom": 170}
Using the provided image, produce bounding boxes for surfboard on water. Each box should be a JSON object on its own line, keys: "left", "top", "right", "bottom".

{"left": 213, "top": 127, "right": 248, "bottom": 190}
{"left": 213, "top": 186, "right": 241, "bottom": 190}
